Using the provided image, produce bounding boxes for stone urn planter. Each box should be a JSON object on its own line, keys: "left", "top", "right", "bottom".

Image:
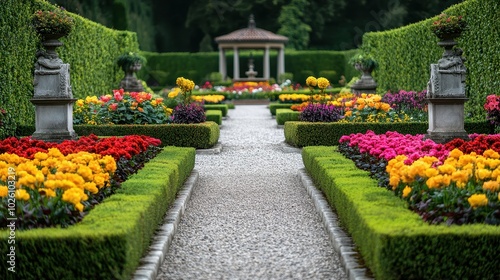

{"left": 31, "top": 9, "right": 78, "bottom": 142}
{"left": 117, "top": 52, "right": 146, "bottom": 92}
{"left": 425, "top": 14, "right": 468, "bottom": 143}
{"left": 349, "top": 54, "right": 378, "bottom": 94}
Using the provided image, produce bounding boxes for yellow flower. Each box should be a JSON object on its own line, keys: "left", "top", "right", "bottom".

{"left": 438, "top": 164, "right": 456, "bottom": 175}
{"left": 483, "top": 149, "right": 500, "bottom": 159}
{"left": 168, "top": 88, "right": 180, "bottom": 98}
{"left": 475, "top": 168, "right": 492, "bottom": 181}
{"left": 305, "top": 76, "right": 317, "bottom": 87}
{"left": 15, "top": 189, "right": 30, "bottom": 201}
{"left": 62, "top": 187, "right": 88, "bottom": 211}
{"left": 482, "top": 180, "right": 500, "bottom": 192}
{"left": 468, "top": 194, "right": 488, "bottom": 209}
{"left": 402, "top": 186, "right": 412, "bottom": 198}
{"left": 39, "top": 188, "right": 56, "bottom": 197}
{"left": 317, "top": 77, "right": 330, "bottom": 89}
{"left": 449, "top": 148, "right": 463, "bottom": 159}
{"left": 0, "top": 186, "right": 8, "bottom": 197}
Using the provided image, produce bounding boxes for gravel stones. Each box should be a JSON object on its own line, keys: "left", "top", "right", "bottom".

{"left": 156, "top": 105, "right": 348, "bottom": 280}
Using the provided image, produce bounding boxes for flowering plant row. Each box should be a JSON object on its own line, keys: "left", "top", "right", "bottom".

{"left": 292, "top": 91, "right": 425, "bottom": 123}
{"left": 484, "top": 94, "right": 500, "bottom": 130}
{"left": 191, "top": 95, "right": 225, "bottom": 104}
{"left": 74, "top": 89, "right": 170, "bottom": 125}
{"left": 0, "top": 135, "right": 162, "bottom": 229}
{"left": 339, "top": 131, "right": 500, "bottom": 225}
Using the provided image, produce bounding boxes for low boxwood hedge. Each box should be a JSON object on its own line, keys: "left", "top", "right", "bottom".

{"left": 302, "top": 146, "right": 500, "bottom": 280}
{"left": 203, "top": 104, "right": 228, "bottom": 117}
{"left": 17, "top": 122, "right": 220, "bottom": 149}
{"left": 0, "top": 147, "right": 195, "bottom": 280}
{"left": 206, "top": 110, "right": 222, "bottom": 125}
{"left": 285, "top": 121, "right": 492, "bottom": 147}
{"left": 269, "top": 103, "right": 293, "bottom": 116}
{"left": 276, "top": 109, "right": 299, "bottom": 125}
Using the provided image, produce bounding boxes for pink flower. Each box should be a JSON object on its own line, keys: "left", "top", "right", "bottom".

{"left": 113, "top": 91, "right": 124, "bottom": 102}
{"left": 100, "top": 95, "right": 111, "bottom": 103}
{"left": 109, "top": 103, "right": 118, "bottom": 111}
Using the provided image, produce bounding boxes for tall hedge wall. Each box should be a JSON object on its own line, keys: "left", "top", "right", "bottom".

{"left": 362, "top": 0, "right": 499, "bottom": 119}
{"left": 139, "top": 49, "right": 360, "bottom": 87}
{"left": 0, "top": 0, "right": 140, "bottom": 129}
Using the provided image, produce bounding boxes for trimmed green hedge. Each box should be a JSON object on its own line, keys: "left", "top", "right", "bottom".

{"left": 206, "top": 110, "right": 222, "bottom": 125}
{"left": 1, "top": 0, "right": 140, "bottom": 132}
{"left": 18, "top": 122, "right": 220, "bottom": 149}
{"left": 302, "top": 146, "right": 500, "bottom": 280}
{"left": 269, "top": 103, "right": 293, "bottom": 116}
{"left": 362, "top": 0, "right": 500, "bottom": 119}
{"left": 203, "top": 104, "right": 228, "bottom": 117}
{"left": 285, "top": 121, "right": 492, "bottom": 147}
{"left": 0, "top": 147, "right": 195, "bottom": 280}
{"left": 139, "top": 50, "right": 359, "bottom": 87}
{"left": 276, "top": 109, "right": 299, "bottom": 125}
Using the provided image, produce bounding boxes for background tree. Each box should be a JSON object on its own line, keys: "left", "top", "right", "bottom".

{"left": 49, "top": 0, "right": 465, "bottom": 52}
{"left": 277, "top": 0, "right": 311, "bottom": 50}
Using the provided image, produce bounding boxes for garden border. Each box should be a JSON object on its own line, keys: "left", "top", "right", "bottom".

{"left": 0, "top": 147, "right": 196, "bottom": 280}
{"left": 302, "top": 146, "right": 500, "bottom": 279}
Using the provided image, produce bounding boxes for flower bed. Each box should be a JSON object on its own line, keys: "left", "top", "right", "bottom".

{"left": 302, "top": 146, "right": 500, "bottom": 280}
{"left": 339, "top": 131, "right": 500, "bottom": 225}
{"left": 0, "top": 135, "right": 161, "bottom": 229}
{"left": 0, "top": 146, "right": 195, "bottom": 279}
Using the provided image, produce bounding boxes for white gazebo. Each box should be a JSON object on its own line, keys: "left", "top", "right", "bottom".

{"left": 215, "top": 15, "right": 288, "bottom": 81}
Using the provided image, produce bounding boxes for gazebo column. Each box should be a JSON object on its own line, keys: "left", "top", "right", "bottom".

{"left": 218, "top": 47, "right": 227, "bottom": 80}
{"left": 263, "top": 46, "right": 270, "bottom": 79}
{"left": 233, "top": 47, "right": 240, "bottom": 80}
{"left": 277, "top": 47, "right": 285, "bottom": 79}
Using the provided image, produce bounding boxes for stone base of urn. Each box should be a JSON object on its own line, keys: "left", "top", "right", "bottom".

{"left": 31, "top": 98, "right": 78, "bottom": 142}
{"left": 351, "top": 66, "right": 377, "bottom": 94}
{"left": 424, "top": 98, "right": 469, "bottom": 143}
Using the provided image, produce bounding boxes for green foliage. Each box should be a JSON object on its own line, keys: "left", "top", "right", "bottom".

{"left": 278, "top": 72, "right": 294, "bottom": 83}
{"left": 76, "top": 122, "right": 220, "bottom": 149}
{"left": 203, "top": 104, "right": 228, "bottom": 117}
{"left": 276, "top": 109, "right": 299, "bottom": 125}
{"left": 32, "top": 7, "right": 74, "bottom": 35}
{"left": 139, "top": 50, "right": 358, "bottom": 88}
{"left": 302, "top": 147, "right": 500, "bottom": 280}
{"left": 284, "top": 121, "right": 491, "bottom": 147}
{"left": 269, "top": 103, "right": 293, "bottom": 116}
{"left": 362, "top": 0, "right": 500, "bottom": 119}
{"left": 0, "top": 147, "right": 195, "bottom": 280}
{"left": 205, "top": 110, "right": 222, "bottom": 125}
{"left": 116, "top": 52, "right": 146, "bottom": 72}
{"left": 318, "top": 70, "right": 338, "bottom": 86}
{"left": 0, "top": 0, "right": 140, "bottom": 133}
{"left": 277, "top": 0, "right": 311, "bottom": 50}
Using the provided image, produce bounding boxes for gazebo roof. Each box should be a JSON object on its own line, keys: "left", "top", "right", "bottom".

{"left": 215, "top": 15, "right": 288, "bottom": 44}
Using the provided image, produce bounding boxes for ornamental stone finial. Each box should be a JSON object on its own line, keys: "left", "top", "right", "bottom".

{"left": 248, "top": 14, "right": 256, "bottom": 29}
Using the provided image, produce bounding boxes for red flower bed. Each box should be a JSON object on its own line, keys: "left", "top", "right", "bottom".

{"left": 0, "top": 134, "right": 161, "bottom": 160}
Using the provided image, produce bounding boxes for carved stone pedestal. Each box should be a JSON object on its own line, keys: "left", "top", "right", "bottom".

{"left": 31, "top": 35, "right": 77, "bottom": 142}
{"left": 425, "top": 35, "right": 468, "bottom": 143}
{"left": 425, "top": 98, "right": 469, "bottom": 143}
{"left": 351, "top": 65, "right": 377, "bottom": 94}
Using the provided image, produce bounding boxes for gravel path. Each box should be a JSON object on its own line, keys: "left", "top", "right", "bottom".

{"left": 156, "top": 105, "right": 348, "bottom": 279}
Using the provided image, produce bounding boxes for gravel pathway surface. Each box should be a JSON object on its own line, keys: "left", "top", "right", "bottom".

{"left": 156, "top": 105, "right": 348, "bottom": 279}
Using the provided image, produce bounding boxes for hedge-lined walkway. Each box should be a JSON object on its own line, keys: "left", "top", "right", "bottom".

{"left": 156, "top": 105, "right": 348, "bottom": 279}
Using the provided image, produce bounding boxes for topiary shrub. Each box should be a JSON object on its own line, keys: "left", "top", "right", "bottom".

{"left": 171, "top": 103, "right": 206, "bottom": 124}
{"left": 299, "top": 103, "right": 343, "bottom": 122}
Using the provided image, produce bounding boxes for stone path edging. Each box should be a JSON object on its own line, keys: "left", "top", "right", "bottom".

{"left": 299, "top": 168, "right": 374, "bottom": 280}
{"left": 131, "top": 170, "right": 199, "bottom": 280}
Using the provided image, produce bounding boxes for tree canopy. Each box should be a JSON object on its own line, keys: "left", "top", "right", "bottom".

{"left": 50, "top": 0, "right": 465, "bottom": 52}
